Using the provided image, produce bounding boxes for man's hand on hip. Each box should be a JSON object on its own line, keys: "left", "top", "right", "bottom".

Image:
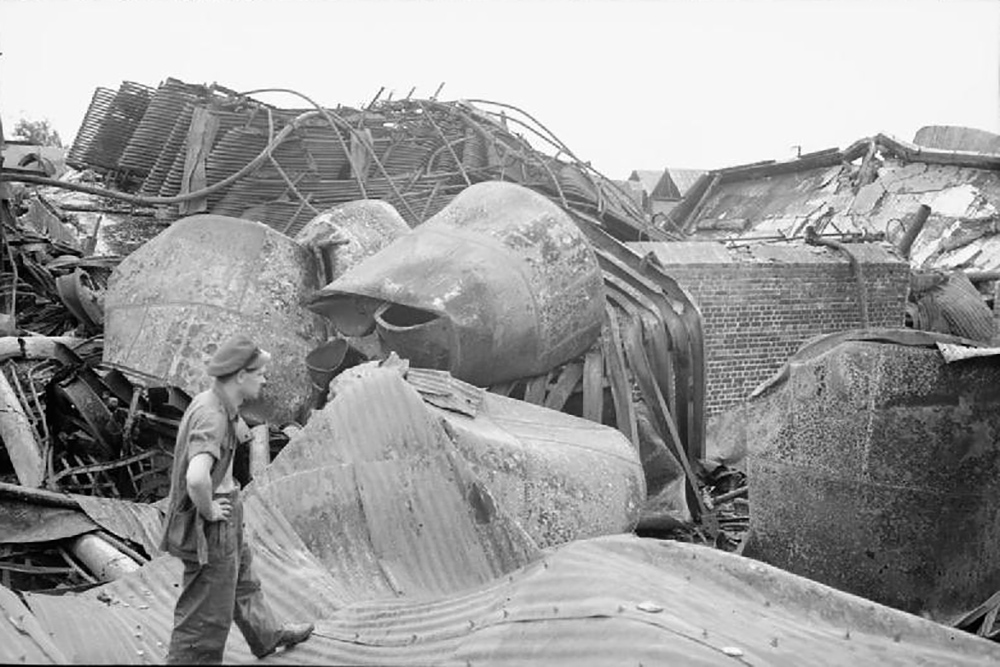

{"left": 205, "top": 497, "right": 232, "bottom": 522}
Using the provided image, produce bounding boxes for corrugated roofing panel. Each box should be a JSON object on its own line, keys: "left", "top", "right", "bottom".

{"left": 255, "top": 369, "right": 540, "bottom": 600}
{"left": 25, "top": 488, "right": 348, "bottom": 664}
{"left": 0, "top": 584, "right": 67, "bottom": 664}
{"left": 14, "top": 370, "right": 1000, "bottom": 665}
{"left": 0, "top": 499, "right": 97, "bottom": 544}
{"left": 224, "top": 536, "right": 1000, "bottom": 664}
{"left": 75, "top": 494, "right": 165, "bottom": 557}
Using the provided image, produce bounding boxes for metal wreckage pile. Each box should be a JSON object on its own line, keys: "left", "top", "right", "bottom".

{"left": 0, "top": 78, "right": 998, "bottom": 665}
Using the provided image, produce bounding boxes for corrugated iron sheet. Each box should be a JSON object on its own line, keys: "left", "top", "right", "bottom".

{"left": 66, "top": 87, "right": 117, "bottom": 171}
{"left": 118, "top": 78, "right": 201, "bottom": 176}
{"left": 405, "top": 367, "right": 483, "bottom": 417}
{"left": 254, "top": 369, "right": 540, "bottom": 600}
{"left": 0, "top": 485, "right": 163, "bottom": 554}
{"left": 74, "top": 495, "right": 164, "bottom": 557}
{"left": 81, "top": 81, "right": 155, "bottom": 171}
{"left": 0, "top": 499, "right": 97, "bottom": 544}
{"left": 0, "top": 584, "right": 67, "bottom": 664}
{"left": 24, "top": 489, "right": 346, "bottom": 664}
{"left": 22, "top": 528, "right": 1000, "bottom": 666}
{"left": 13, "top": 361, "right": 1000, "bottom": 665}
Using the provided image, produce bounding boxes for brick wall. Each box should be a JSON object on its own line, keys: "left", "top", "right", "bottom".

{"left": 630, "top": 242, "right": 910, "bottom": 415}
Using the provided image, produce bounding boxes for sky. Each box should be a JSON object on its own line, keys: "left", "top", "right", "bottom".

{"left": 1, "top": 0, "right": 998, "bottom": 179}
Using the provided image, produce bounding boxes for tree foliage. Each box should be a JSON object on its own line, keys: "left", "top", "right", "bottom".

{"left": 12, "top": 118, "right": 63, "bottom": 147}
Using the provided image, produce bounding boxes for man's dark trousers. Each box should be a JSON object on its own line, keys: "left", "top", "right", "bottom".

{"left": 167, "top": 491, "right": 283, "bottom": 664}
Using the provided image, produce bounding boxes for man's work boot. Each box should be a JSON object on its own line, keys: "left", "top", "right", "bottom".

{"left": 258, "top": 623, "right": 314, "bottom": 658}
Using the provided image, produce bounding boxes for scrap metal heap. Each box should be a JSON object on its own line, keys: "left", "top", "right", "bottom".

{"left": 0, "top": 80, "right": 711, "bottom": 593}
{"left": 0, "top": 86, "right": 998, "bottom": 663}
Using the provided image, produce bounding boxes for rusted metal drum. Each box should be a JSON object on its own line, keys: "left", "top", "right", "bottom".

{"left": 308, "top": 182, "right": 605, "bottom": 387}
{"left": 743, "top": 336, "right": 1000, "bottom": 620}
{"left": 294, "top": 200, "right": 411, "bottom": 284}
{"left": 103, "top": 215, "right": 326, "bottom": 423}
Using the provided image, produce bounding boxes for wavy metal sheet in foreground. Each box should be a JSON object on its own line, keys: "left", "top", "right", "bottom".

{"left": 17, "top": 534, "right": 1000, "bottom": 666}
{"left": 16, "top": 371, "right": 1000, "bottom": 665}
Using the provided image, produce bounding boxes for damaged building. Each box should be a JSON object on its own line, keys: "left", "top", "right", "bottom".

{"left": 1, "top": 71, "right": 1000, "bottom": 664}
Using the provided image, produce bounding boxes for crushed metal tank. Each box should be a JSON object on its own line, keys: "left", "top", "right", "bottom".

{"left": 103, "top": 215, "right": 326, "bottom": 423}
{"left": 294, "top": 200, "right": 411, "bottom": 284}
{"left": 742, "top": 332, "right": 1000, "bottom": 620}
{"left": 429, "top": 389, "right": 645, "bottom": 548}
{"left": 308, "top": 182, "right": 605, "bottom": 386}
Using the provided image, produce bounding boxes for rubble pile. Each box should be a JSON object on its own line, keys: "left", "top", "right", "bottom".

{"left": 1, "top": 85, "right": 1000, "bottom": 663}
{"left": 61, "top": 77, "right": 667, "bottom": 243}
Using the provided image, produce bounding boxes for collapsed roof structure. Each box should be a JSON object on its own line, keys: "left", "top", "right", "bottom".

{"left": 666, "top": 130, "right": 1000, "bottom": 274}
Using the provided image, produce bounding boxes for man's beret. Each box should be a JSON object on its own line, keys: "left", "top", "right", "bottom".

{"left": 206, "top": 335, "right": 269, "bottom": 377}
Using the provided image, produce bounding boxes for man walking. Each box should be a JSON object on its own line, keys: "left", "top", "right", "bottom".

{"left": 161, "top": 335, "right": 314, "bottom": 664}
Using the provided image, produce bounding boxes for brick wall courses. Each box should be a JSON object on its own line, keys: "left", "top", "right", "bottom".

{"left": 649, "top": 252, "right": 909, "bottom": 414}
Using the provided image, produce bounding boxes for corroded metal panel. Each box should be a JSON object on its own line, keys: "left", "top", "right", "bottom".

{"left": 295, "top": 199, "right": 411, "bottom": 283}
{"left": 103, "top": 215, "right": 326, "bottom": 423}
{"left": 431, "top": 390, "right": 644, "bottom": 548}
{"left": 310, "top": 182, "right": 605, "bottom": 386}
{"left": 744, "top": 335, "right": 1000, "bottom": 620}
{"left": 254, "top": 368, "right": 541, "bottom": 599}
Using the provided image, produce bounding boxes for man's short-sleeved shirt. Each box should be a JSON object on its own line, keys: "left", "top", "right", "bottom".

{"left": 159, "top": 384, "right": 249, "bottom": 557}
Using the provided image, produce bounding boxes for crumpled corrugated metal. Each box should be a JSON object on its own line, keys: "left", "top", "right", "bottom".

{"left": 0, "top": 584, "right": 68, "bottom": 664}
{"left": 14, "top": 369, "right": 1000, "bottom": 665}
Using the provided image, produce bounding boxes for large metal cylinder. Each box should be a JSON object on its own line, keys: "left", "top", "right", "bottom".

{"left": 295, "top": 200, "right": 411, "bottom": 284}
{"left": 743, "top": 338, "right": 1000, "bottom": 620}
{"left": 308, "top": 182, "right": 605, "bottom": 386}
{"left": 103, "top": 215, "right": 326, "bottom": 423}
{"left": 70, "top": 533, "right": 139, "bottom": 582}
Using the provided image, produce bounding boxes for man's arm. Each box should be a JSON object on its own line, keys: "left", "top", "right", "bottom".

{"left": 186, "top": 453, "right": 231, "bottom": 522}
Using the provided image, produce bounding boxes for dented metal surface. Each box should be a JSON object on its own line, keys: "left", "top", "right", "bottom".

{"left": 310, "top": 182, "right": 605, "bottom": 386}
{"left": 429, "top": 388, "right": 645, "bottom": 548}
{"left": 18, "top": 533, "right": 1000, "bottom": 665}
{"left": 0, "top": 482, "right": 164, "bottom": 556}
{"left": 10, "top": 369, "right": 1000, "bottom": 664}
{"left": 254, "top": 368, "right": 541, "bottom": 599}
{"left": 102, "top": 214, "right": 327, "bottom": 423}
{"left": 24, "top": 491, "right": 346, "bottom": 664}
{"left": 295, "top": 199, "right": 411, "bottom": 284}
{"left": 742, "top": 333, "right": 1000, "bottom": 620}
